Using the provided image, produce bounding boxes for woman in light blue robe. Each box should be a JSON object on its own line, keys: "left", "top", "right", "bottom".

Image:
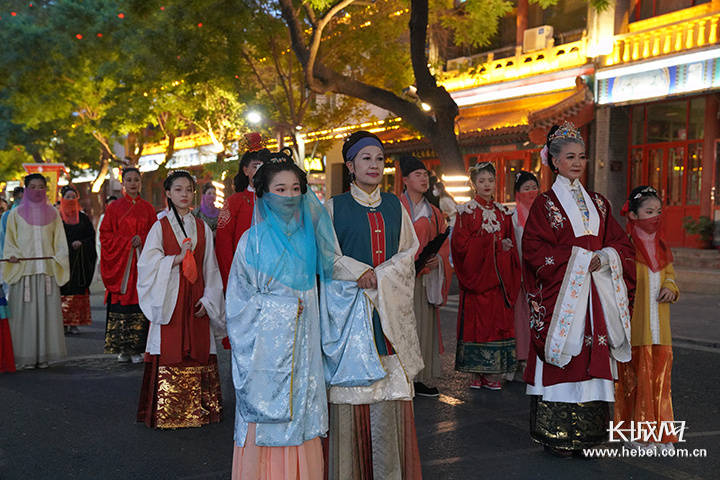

{"left": 226, "top": 149, "right": 384, "bottom": 479}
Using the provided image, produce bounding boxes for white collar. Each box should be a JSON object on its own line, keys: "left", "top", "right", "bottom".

{"left": 247, "top": 185, "right": 255, "bottom": 193}
{"left": 555, "top": 174, "right": 582, "bottom": 190}
{"left": 350, "top": 182, "right": 382, "bottom": 207}
{"left": 551, "top": 177, "right": 600, "bottom": 237}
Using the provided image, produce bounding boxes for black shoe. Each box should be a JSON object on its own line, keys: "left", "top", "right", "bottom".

{"left": 414, "top": 382, "right": 440, "bottom": 397}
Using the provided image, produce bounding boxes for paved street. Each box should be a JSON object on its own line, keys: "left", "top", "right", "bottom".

{"left": 1, "top": 283, "right": 718, "bottom": 479}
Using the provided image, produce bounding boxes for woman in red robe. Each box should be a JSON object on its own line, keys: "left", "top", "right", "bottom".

{"left": 523, "top": 122, "right": 635, "bottom": 457}
{"left": 215, "top": 134, "right": 267, "bottom": 289}
{"left": 100, "top": 167, "right": 157, "bottom": 364}
{"left": 452, "top": 162, "right": 520, "bottom": 391}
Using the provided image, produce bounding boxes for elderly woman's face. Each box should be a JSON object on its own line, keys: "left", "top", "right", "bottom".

{"left": 554, "top": 142, "right": 587, "bottom": 181}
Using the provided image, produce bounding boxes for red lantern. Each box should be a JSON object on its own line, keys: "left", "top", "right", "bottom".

{"left": 197, "top": 22, "right": 203, "bottom": 27}
{"left": 76, "top": 34, "right": 83, "bottom": 39}
{"left": 118, "top": 13, "right": 125, "bottom": 19}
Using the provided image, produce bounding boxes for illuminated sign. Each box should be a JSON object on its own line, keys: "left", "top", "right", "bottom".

{"left": 304, "top": 156, "right": 325, "bottom": 173}
{"left": 597, "top": 51, "right": 720, "bottom": 105}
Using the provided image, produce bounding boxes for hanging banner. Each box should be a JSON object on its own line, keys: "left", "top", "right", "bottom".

{"left": 22, "top": 163, "right": 67, "bottom": 204}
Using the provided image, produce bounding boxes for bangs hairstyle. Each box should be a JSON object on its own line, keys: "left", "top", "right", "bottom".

{"left": 24, "top": 173, "right": 48, "bottom": 187}
{"left": 234, "top": 148, "right": 270, "bottom": 193}
{"left": 121, "top": 167, "right": 141, "bottom": 180}
{"left": 545, "top": 124, "right": 585, "bottom": 173}
{"left": 628, "top": 185, "right": 661, "bottom": 214}
{"left": 514, "top": 170, "right": 539, "bottom": 192}
{"left": 252, "top": 148, "right": 308, "bottom": 198}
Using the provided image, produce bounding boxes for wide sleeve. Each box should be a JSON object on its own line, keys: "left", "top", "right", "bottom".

{"left": 51, "top": 215, "right": 70, "bottom": 286}
{"left": 200, "top": 222, "right": 226, "bottom": 338}
{"left": 374, "top": 205, "right": 420, "bottom": 287}
{"left": 325, "top": 197, "right": 376, "bottom": 282}
{"left": 140, "top": 202, "right": 158, "bottom": 246}
{"left": 599, "top": 197, "right": 636, "bottom": 314}
{"left": 495, "top": 209, "right": 520, "bottom": 306}
{"left": 451, "top": 211, "right": 500, "bottom": 294}
{"left": 136, "top": 221, "right": 179, "bottom": 325}
{"left": 100, "top": 204, "right": 129, "bottom": 292}
{"left": 662, "top": 263, "right": 679, "bottom": 301}
{"left": 1, "top": 213, "right": 23, "bottom": 284}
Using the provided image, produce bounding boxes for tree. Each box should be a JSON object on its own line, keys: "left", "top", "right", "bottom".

{"left": 277, "top": 0, "right": 609, "bottom": 173}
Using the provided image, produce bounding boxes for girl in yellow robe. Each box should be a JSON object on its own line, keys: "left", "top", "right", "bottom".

{"left": 615, "top": 186, "right": 678, "bottom": 453}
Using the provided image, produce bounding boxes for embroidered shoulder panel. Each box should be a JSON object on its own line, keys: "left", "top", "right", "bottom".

{"left": 543, "top": 194, "right": 567, "bottom": 230}
{"left": 592, "top": 193, "right": 607, "bottom": 220}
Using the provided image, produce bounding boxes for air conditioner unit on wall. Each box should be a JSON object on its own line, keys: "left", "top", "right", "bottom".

{"left": 523, "top": 25, "right": 554, "bottom": 53}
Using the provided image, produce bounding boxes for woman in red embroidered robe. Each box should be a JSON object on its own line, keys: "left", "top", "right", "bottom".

{"left": 100, "top": 168, "right": 157, "bottom": 364}
{"left": 522, "top": 122, "right": 635, "bottom": 457}
{"left": 136, "top": 170, "right": 225, "bottom": 429}
{"left": 216, "top": 135, "right": 267, "bottom": 290}
{"left": 452, "top": 162, "right": 520, "bottom": 391}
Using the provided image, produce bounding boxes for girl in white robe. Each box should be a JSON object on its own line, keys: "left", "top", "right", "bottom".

{"left": 136, "top": 170, "right": 226, "bottom": 429}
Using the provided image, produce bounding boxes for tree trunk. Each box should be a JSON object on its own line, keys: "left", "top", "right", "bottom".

{"left": 278, "top": 0, "right": 466, "bottom": 175}
{"left": 91, "top": 154, "right": 110, "bottom": 194}
{"left": 409, "top": 0, "right": 464, "bottom": 174}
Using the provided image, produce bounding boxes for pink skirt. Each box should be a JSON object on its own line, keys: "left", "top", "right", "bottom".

{"left": 232, "top": 423, "right": 323, "bottom": 480}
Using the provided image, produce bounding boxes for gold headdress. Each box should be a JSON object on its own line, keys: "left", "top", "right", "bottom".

{"left": 548, "top": 121, "right": 582, "bottom": 144}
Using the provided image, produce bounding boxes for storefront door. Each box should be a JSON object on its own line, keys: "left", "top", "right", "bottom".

{"left": 629, "top": 141, "right": 702, "bottom": 246}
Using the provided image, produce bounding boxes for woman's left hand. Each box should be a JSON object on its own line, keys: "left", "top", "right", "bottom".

{"left": 501, "top": 238, "right": 513, "bottom": 251}
{"left": 657, "top": 287, "right": 677, "bottom": 303}
{"left": 194, "top": 300, "right": 207, "bottom": 318}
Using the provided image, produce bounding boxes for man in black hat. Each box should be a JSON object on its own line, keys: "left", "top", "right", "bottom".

{"left": 398, "top": 155, "right": 452, "bottom": 398}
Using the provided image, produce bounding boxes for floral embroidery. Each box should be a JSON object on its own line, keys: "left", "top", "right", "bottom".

{"left": 544, "top": 196, "right": 566, "bottom": 230}
{"left": 584, "top": 335, "right": 592, "bottom": 346}
{"left": 545, "top": 257, "right": 555, "bottom": 266}
{"left": 593, "top": 193, "right": 607, "bottom": 220}
{"left": 216, "top": 206, "right": 231, "bottom": 229}
{"left": 527, "top": 290, "right": 546, "bottom": 337}
{"left": 546, "top": 254, "right": 590, "bottom": 366}
{"left": 598, "top": 335, "right": 607, "bottom": 346}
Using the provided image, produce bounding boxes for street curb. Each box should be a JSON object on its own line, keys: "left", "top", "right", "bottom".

{"left": 673, "top": 335, "right": 720, "bottom": 350}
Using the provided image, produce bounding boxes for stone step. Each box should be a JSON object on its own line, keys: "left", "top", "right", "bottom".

{"left": 675, "top": 267, "right": 720, "bottom": 295}
{"left": 671, "top": 247, "right": 720, "bottom": 269}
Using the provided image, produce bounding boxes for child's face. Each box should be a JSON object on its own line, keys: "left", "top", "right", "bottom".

{"left": 269, "top": 170, "right": 301, "bottom": 197}
{"left": 632, "top": 197, "right": 662, "bottom": 220}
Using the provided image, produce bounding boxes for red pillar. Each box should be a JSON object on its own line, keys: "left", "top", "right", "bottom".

{"left": 701, "top": 94, "right": 718, "bottom": 217}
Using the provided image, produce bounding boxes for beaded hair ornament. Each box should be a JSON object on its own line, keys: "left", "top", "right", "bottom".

{"left": 469, "top": 161, "right": 493, "bottom": 173}
{"left": 540, "top": 121, "right": 583, "bottom": 166}
{"left": 632, "top": 186, "right": 657, "bottom": 200}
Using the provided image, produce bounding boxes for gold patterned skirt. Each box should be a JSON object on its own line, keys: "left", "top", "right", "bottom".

{"left": 137, "top": 355, "right": 223, "bottom": 429}
{"left": 104, "top": 298, "right": 148, "bottom": 354}
{"left": 529, "top": 396, "right": 610, "bottom": 451}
